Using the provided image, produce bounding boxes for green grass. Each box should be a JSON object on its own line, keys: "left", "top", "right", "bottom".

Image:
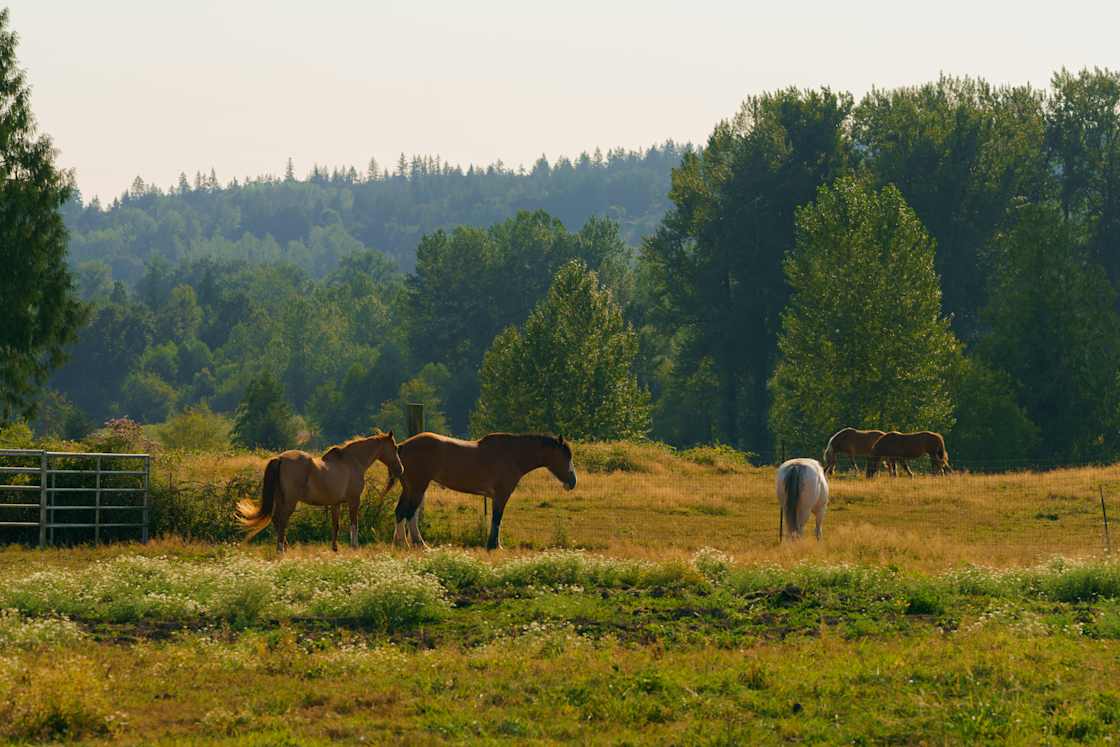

{"left": 3, "top": 548, "right": 1120, "bottom": 742}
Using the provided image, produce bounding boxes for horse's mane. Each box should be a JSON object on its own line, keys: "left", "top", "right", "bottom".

{"left": 323, "top": 429, "right": 388, "bottom": 460}
{"left": 479, "top": 432, "right": 568, "bottom": 452}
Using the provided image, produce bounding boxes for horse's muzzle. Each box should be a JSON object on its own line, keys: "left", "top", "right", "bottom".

{"left": 565, "top": 472, "right": 577, "bottom": 491}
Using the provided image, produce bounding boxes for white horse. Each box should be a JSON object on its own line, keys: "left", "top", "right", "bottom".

{"left": 776, "top": 458, "right": 829, "bottom": 540}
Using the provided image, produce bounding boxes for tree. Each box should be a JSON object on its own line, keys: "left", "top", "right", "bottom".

{"left": 980, "top": 203, "right": 1120, "bottom": 461}
{"left": 471, "top": 261, "right": 650, "bottom": 440}
{"left": 373, "top": 363, "right": 451, "bottom": 436}
{"left": 768, "top": 178, "right": 961, "bottom": 454}
{"left": 409, "top": 211, "right": 630, "bottom": 432}
{"left": 851, "top": 76, "right": 1049, "bottom": 341}
{"left": 232, "top": 372, "right": 297, "bottom": 450}
{"left": 0, "top": 10, "right": 86, "bottom": 421}
{"left": 119, "top": 371, "right": 177, "bottom": 424}
{"left": 1046, "top": 68, "right": 1120, "bottom": 290}
{"left": 642, "top": 88, "right": 852, "bottom": 450}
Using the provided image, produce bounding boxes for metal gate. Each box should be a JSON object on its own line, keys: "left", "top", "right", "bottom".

{"left": 0, "top": 449, "right": 150, "bottom": 547}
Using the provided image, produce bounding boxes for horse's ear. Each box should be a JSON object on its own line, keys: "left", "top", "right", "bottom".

{"left": 558, "top": 434, "right": 565, "bottom": 445}
{"left": 388, "top": 430, "right": 395, "bottom": 440}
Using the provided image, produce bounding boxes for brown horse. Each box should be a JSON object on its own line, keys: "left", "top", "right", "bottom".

{"left": 822, "top": 427, "right": 889, "bottom": 475}
{"left": 867, "top": 431, "right": 951, "bottom": 477}
{"left": 237, "top": 431, "right": 404, "bottom": 552}
{"left": 387, "top": 432, "right": 577, "bottom": 550}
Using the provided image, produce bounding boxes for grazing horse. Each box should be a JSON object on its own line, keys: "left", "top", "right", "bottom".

{"left": 236, "top": 431, "right": 404, "bottom": 552}
{"left": 777, "top": 458, "right": 829, "bottom": 540}
{"left": 867, "top": 431, "right": 951, "bottom": 477}
{"left": 388, "top": 432, "right": 577, "bottom": 550}
{"left": 822, "top": 427, "right": 890, "bottom": 475}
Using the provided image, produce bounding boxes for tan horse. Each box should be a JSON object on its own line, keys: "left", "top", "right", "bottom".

{"left": 237, "top": 431, "right": 404, "bottom": 552}
{"left": 867, "top": 431, "right": 951, "bottom": 477}
{"left": 822, "top": 427, "right": 889, "bottom": 475}
{"left": 387, "top": 432, "right": 577, "bottom": 550}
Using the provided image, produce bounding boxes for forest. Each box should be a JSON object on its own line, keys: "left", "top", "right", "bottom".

{"left": 15, "top": 69, "right": 1120, "bottom": 468}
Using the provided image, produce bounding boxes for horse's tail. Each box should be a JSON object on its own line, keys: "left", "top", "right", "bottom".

{"left": 783, "top": 464, "right": 802, "bottom": 538}
{"left": 237, "top": 457, "right": 281, "bottom": 542}
{"left": 822, "top": 442, "right": 836, "bottom": 474}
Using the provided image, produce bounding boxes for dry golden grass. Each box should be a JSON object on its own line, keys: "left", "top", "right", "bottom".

{"left": 417, "top": 442, "right": 1120, "bottom": 569}
{"left": 49, "top": 441, "right": 1117, "bottom": 572}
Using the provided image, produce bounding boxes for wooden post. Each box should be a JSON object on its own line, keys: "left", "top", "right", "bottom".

{"left": 1101, "top": 486, "right": 1112, "bottom": 554}
{"left": 407, "top": 403, "right": 424, "bottom": 437}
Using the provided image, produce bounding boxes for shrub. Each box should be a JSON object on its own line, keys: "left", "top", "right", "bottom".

{"left": 154, "top": 406, "right": 232, "bottom": 452}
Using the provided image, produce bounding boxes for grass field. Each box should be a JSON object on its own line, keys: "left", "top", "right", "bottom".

{"left": 145, "top": 441, "right": 1120, "bottom": 568}
{"left": 2, "top": 443, "right": 1120, "bottom": 743}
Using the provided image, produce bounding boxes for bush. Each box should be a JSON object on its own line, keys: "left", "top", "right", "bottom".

{"left": 85, "top": 417, "right": 155, "bottom": 454}
{"left": 154, "top": 406, "right": 233, "bottom": 452}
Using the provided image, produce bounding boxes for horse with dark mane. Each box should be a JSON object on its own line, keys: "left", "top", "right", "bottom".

{"left": 387, "top": 432, "right": 577, "bottom": 550}
{"left": 867, "top": 431, "right": 951, "bottom": 477}
{"left": 822, "top": 427, "right": 889, "bottom": 475}
{"left": 237, "top": 431, "right": 404, "bottom": 552}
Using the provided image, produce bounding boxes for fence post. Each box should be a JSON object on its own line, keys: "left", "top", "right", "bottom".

{"left": 38, "top": 450, "right": 47, "bottom": 549}
{"left": 142, "top": 456, "right": 150, "bottom": 544}
{"left": 407, "top": 403, "right": 424, "bottom": 437}
{"left": 1101, "top": 486, "right": 1112, "bottom": 554}
{"left": 95, "top": 456, "right": 101, "bottom": 546}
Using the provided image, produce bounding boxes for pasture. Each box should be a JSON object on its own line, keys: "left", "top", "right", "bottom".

{"left": 2, "top": 442, "right": 1119, "bottom": 743}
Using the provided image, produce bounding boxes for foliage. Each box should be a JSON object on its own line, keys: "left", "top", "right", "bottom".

{"left": 153, "top": 405, "right": 233, "bottom": 452}
{"left": 373, "top": 363, "right": 450, "bottom": 436}
{"left": 851, "top": 76, "right": 1048, "bottom": 341}
{"left": 948, "top": 356, "right": 1040, "bottom": 466}
{"left": 409, "top": 210, "right": 632, "bottom": 432}
{"left": 63, "top": 143, "right": 685, "bottom": 280}
{"left": 981, "top": 203, "right": 1120, "bottom": 460}
{"left": 769, "top": 177, "right": 961, "bottom": 454}
{"left": 119, "top": 370, "right": 178, "bottom": 423}
{"left": 0, "top": 9, "right": 86, "bottom": 422}
{"left": 85, "top": 417, "right": 155, "bottom": 454}
{"left": 232, "top": 373, "right": 297, "bottom": 450}
{"left": 472, "top": 261, "right": 650, "bottom": 440}
{"left": 642, "top": 88, "right": 853, "bottom": 450}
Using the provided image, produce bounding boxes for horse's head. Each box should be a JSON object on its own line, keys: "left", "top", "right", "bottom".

{"left": 547, "top": 435, "right": 577, "bottom": 491}
{"left": 376, "top": 430, "right": 405, "bottom": 480}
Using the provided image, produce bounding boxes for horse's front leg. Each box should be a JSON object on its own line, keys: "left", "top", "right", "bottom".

{"left": 407, "top": 496, "right": 429, "bottom": 549}
{"left": 348, "top": 498, "right": 359, "bottom": 548}
{"left": 902, "top": 459, "right": 914, "bottom": 477}
{"left": 487, "top": 491, "right": 512, "bottom": 551}
{"left": 330, "top": 505, "right": 340, "bottom": 552}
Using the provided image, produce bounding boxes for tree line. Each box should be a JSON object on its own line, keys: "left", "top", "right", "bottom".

{"left": 2, "top": 6, "right": 1118, "bottom": 465}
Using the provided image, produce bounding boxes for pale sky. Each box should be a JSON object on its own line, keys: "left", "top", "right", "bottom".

{"left": 9, "top": 1, "right": 1120, "bottom": 202}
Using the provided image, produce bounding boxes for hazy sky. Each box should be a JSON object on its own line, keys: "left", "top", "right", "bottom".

{"left": 9, "top": 1, "right": 1119, "bottom": 201}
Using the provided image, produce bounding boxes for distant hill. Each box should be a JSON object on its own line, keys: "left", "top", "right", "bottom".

{"left": 62, "top": 143, "right": 688, "bottom": 284}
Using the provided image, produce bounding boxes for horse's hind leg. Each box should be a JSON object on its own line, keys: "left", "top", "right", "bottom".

{"left": 901, "top": 459, "right": 914, "bottom": 477}
{"left": 814, "top": 501, "right": 827, "bottom": 541}
{"left": 273, "top": 499, "right": 296, "bottom": 553}
{"left": 330, "top": 505, "right": 340, "bottom": 552}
